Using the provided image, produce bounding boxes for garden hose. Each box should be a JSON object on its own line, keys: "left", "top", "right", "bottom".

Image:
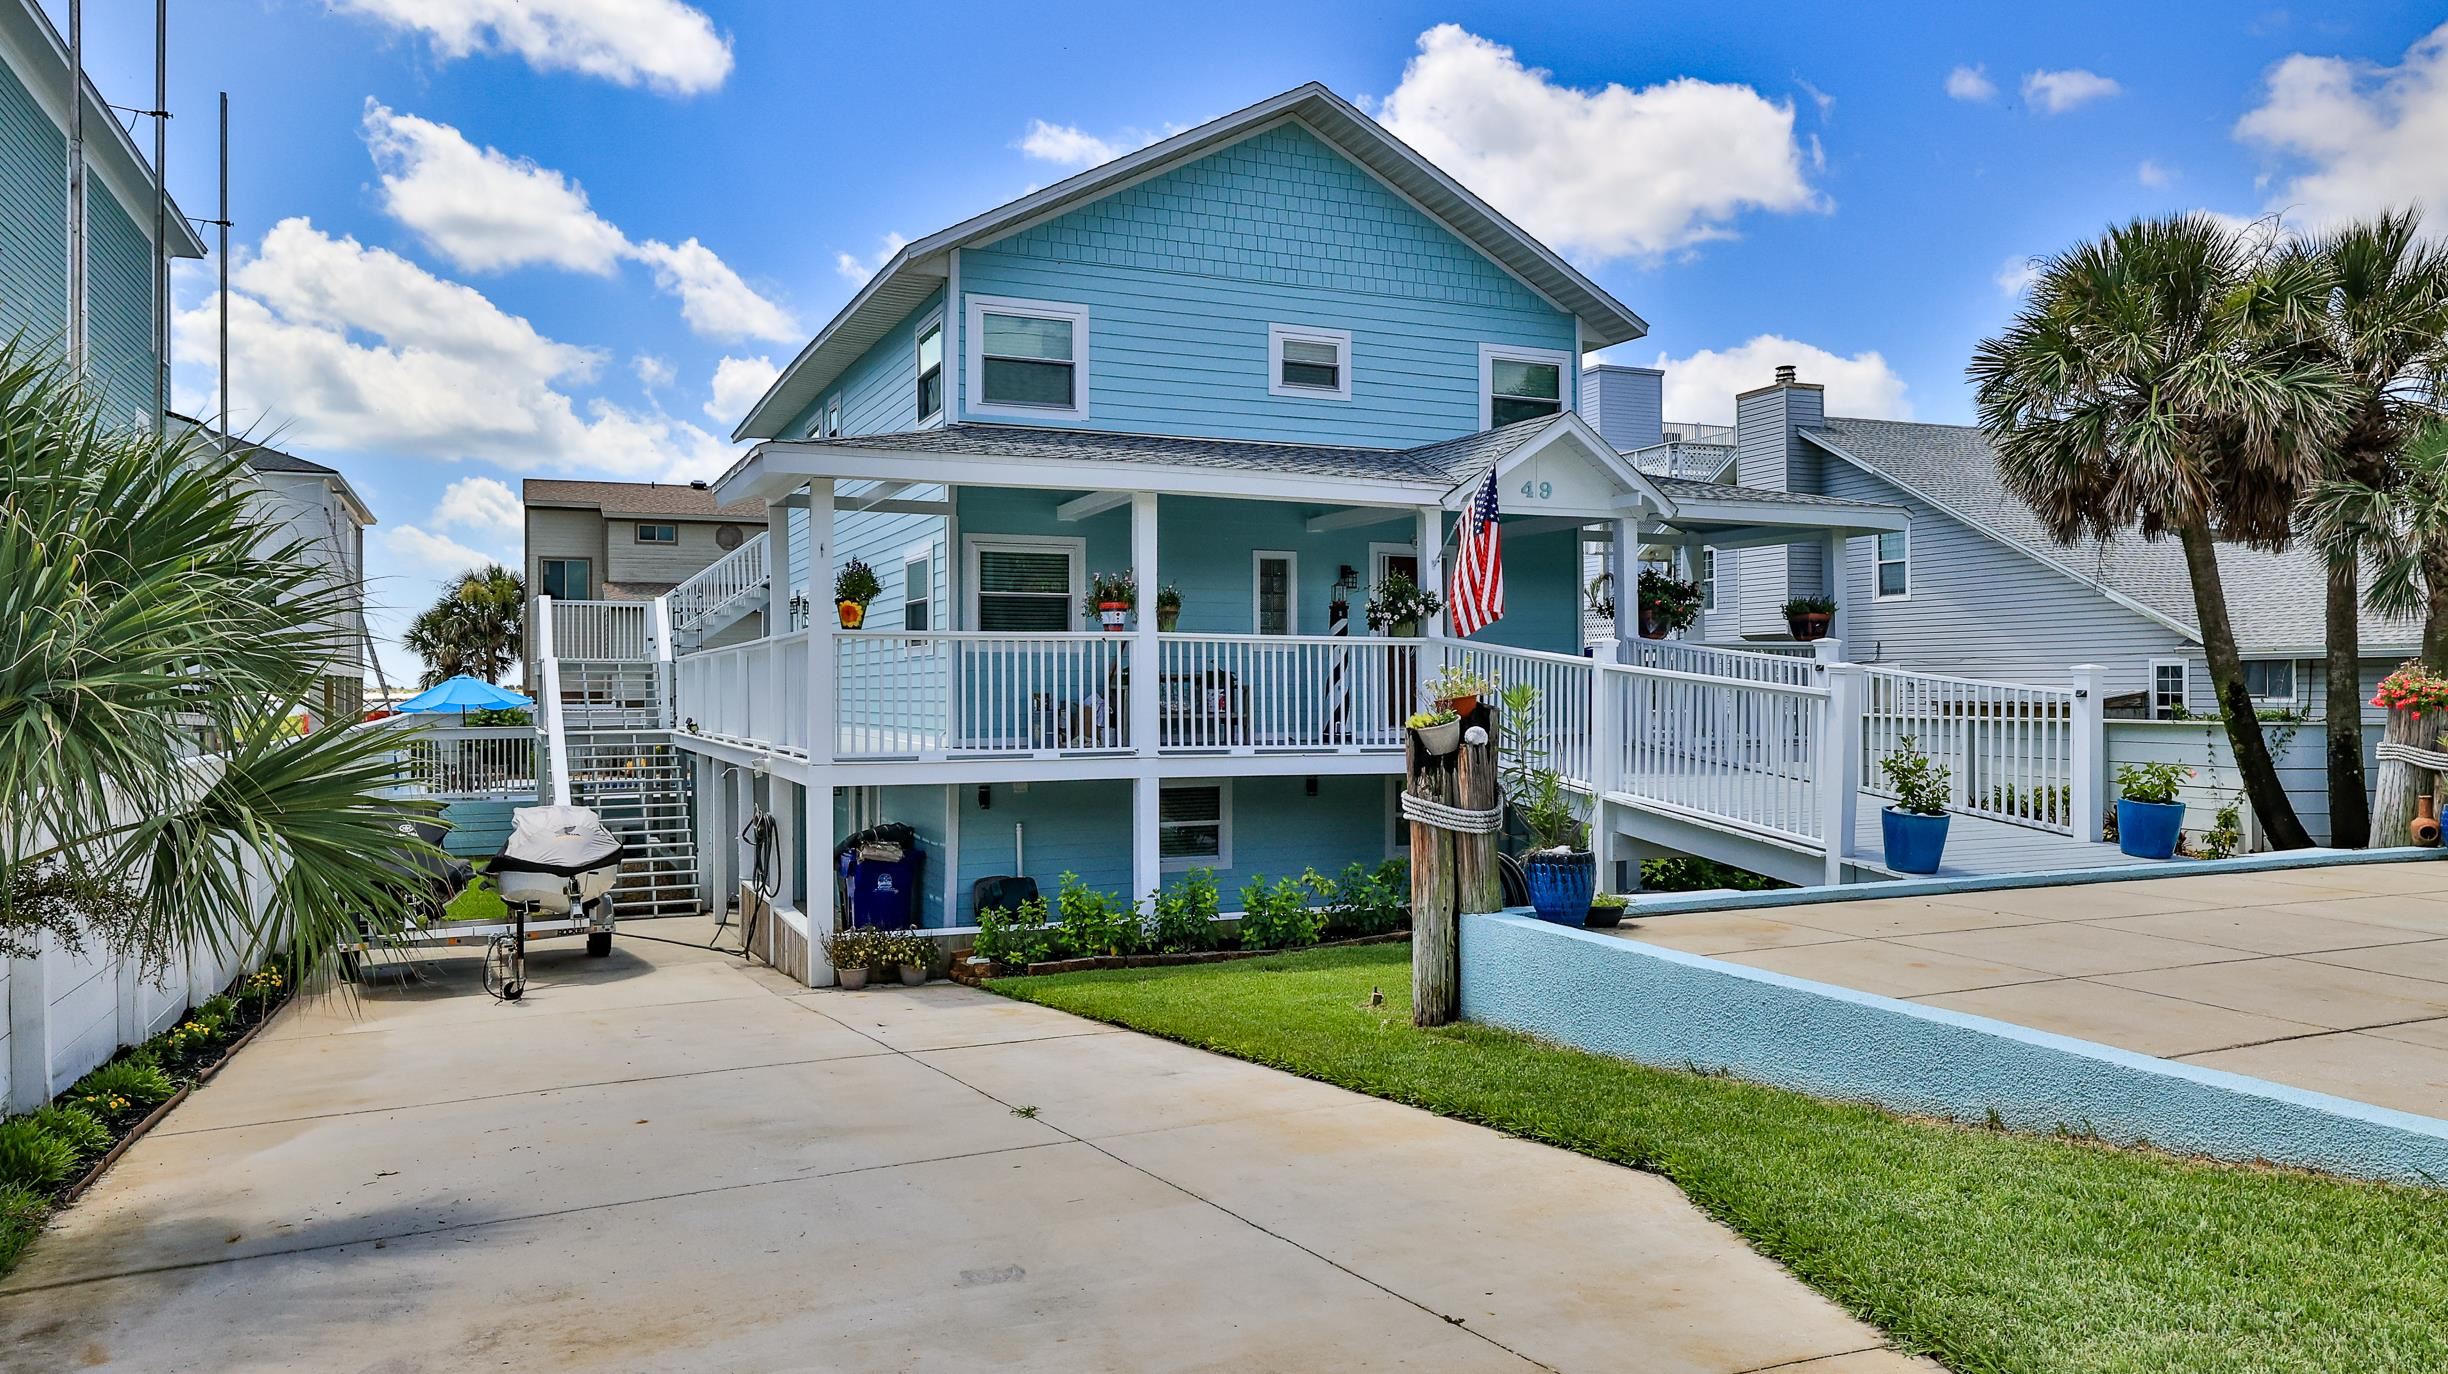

{"left": 727, "top": 808, "right": 780, "bottom": 954}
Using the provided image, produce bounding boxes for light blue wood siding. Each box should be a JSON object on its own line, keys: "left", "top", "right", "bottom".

{"left": 781, "top": 287, "right": 942, "bottom": 441}
{"left": 87, "top": 189, "right": 151, "bottom": 426}
{"left": 0, "top": 54, "right": 65, "bottom": 355}
{"left": 957, "top": 122, "right": 1577, "bottom": 446}
{"left": 1818, "top": 458, "right": 2194, "bottom": 697}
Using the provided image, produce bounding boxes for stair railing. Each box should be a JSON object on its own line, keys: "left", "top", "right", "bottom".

{"left": 535, "top": 595, "right": 575, "bottom": 806}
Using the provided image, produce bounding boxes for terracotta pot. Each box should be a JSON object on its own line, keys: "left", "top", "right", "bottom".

{"left": 1441, "top": 693, "right": 1479, "bottom": 717}
{"left": 2416, "top": 795, "right": 2442, "bottom": 846}
{"left": 838, "top": 600, "right": 867, "bottom": 629}
{"left": 1786, "top": 611, "right": 1832, "bottom": 642}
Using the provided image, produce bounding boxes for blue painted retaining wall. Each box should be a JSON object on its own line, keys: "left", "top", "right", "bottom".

{"left": 1459, "top": 911, "right": 2448, "bottom": 1185}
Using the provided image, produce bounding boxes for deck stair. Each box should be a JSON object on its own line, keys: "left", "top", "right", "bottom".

{"left": 667, "top": 531, "right": 771, "bottom": 648}
{"left": 536, "top": 597, "right": 707, "bottom": 917}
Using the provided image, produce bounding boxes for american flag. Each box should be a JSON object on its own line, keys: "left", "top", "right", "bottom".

{"left": 1449, "top": 470, "right": 1504, "bottom": 637}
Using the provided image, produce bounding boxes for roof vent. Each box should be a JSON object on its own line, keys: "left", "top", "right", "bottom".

{"left": 1774, "top": 364, "right": 1798, "bottom": 386}
{"left": 689, "top": 479, "right": 710, "bottom": 490}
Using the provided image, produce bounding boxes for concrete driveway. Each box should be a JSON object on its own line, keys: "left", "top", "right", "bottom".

{"left": 0, "top": 922, "right": 1928, "bottom": 1373}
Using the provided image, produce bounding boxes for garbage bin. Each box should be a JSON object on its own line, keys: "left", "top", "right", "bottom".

{"left": 835, "top": 823, "right": 925, "bottom": 929}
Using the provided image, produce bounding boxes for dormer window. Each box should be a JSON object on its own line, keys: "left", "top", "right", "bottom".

{"left": 1269, "top": 324, "right": 1352, "bottom": 401}
{"left": 1480, "top": 344, "right": 1569, "bottom": 429}
{"left": 968, "top": 295, "right": 1090, "bottom": 419}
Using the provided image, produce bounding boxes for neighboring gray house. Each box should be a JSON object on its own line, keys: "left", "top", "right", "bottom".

{"left": 1678, "top": 368, "right": 2418, "bottom": 719}
{"left": 521, "top": 478, "right": 768, "bottom": 687}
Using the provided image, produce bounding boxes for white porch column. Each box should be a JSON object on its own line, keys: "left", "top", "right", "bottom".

{"left": 1820, "top": 529, "right": 1849, "bottom": 645}
{"left": 1815, "top": 640, "right": 1862, "bottom": 886}
{"left": 1588, "top": 641, "right": 1623, "bottom": 891}
{"left": 7, "top": 939, "right": 50, "bottom": 1111}
{"left": 765, "top": 494, "right": 796, "bottom": 637}
{"left": 1610, "top": 517, "right": 1641, "bottom": 652}
{"left": 804, "top": 479, "right": 838, "bottom": 986}
{"left": 2070, "top": 664, "right": 2107, "bottom": 843}
{"left": 1130, "top": 492, "right": 1162, "bottom": 912}
{"left": 1416, "top": 506, "right": 1447, "bottom": 637}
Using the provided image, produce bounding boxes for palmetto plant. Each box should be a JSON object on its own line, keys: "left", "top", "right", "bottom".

{"left": 1971, "top": 213, "right": 2346, "bottom": 851}
{"left": 0, "top": 344, "right": 443, "bottom": 984}
{"left": 403, "top": 563, "right": 523, "bottom": 687}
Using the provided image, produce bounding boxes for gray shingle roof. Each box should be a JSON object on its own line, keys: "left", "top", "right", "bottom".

{"left": 524, "top": 478, "right": 768, "bottom": 521}
{"left": 1654, "top": 476, "right": 1894, "bottom": 510}
{"left": 1802, "top": 417, "right": 2417, "bottom": 655}
{"left": 794, "top": 422, "right": 1461, "bottom": 484}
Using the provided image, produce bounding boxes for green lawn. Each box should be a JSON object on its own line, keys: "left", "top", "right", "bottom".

{"left": 443, "top": 866, "right": 505, "bottom": 923}
{"left": 992, "top": 945, "right": 2448, "bottom": 1374}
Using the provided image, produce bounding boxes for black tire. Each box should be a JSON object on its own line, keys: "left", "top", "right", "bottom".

{"left": 338, "top": 951, "right": 362, "bottom": 984}
{"left": 586, "top": 930, "right": 613, "bottom": 957}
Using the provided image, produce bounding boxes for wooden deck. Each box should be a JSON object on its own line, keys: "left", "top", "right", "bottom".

{"left": 1844, "top": 797, "right": 2173, "bottom": 881}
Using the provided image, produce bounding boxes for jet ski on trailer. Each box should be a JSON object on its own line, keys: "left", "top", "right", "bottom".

{"left": 481, "top": 805, "right": 628, "bottom": 1000}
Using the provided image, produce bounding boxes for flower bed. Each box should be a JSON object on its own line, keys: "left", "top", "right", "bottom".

{"left": 955, "top": 864, "right": 1409, "bottom": 979}
{"left": 0, "top": 965, "right": 292, "bottom": 1277}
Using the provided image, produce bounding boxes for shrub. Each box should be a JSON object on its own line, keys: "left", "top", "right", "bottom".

{"left": 0, "top": 1118, "right": 79, "bottom": 1191}
{"left": 2201, "top": 798, "right": 2245, "bottom": 860}
{"left": 1055, "top": 872, "right": 1140, "bottom": 958}
{"left": 1639, "top": 857, "right": 1787, "bottom": 893}
{"left": 1877, "top": 736, "right": 1952, "bottom": 816}
{"left": 1148, "top": 869, "right": 1220, "bottom": 953}
{"left": 875, "top": 929, "right": 935, "bottom": 971}
{"left": 822, "top": 928, "right": 882, "bottom": 972}
{"left": 2116, "top": 760, "right": 2192, "bottom": 806}
{"left": 26, "top": 1107, "right": 108, "bottom": 1162}
{"left": 972, "top": 896, "right": 1060, "bottom": 967}
{"left": 70, "top": 1059, "right": 176, "bottom": 1125}
{"left": 1238, "top": 874, "right": 1323, "bottom": 951}
{"left": 1310, "top": 861, "right": 1405, "bottom": 940}
{"left": 0, "top": 1183, "right": 47, "bottom": 1274}
{"left": 1988, "top": 783, "right": 2069, "bottom": 825}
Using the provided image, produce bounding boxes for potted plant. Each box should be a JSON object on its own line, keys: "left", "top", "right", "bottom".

{"left": 1502, "top": 686, "right": 1594, "bottom": 924}
{"left": 1406, "top": 707, "right": 1461, "bottom": 756}
{"left": 1428, "top": 665, "right": 1493, "bottom": 718}
{"left": 1154, "top": 582, "right": 1183, "bottom": 632}
{"left": 1086, "top": 570, "right": 1137, "bottom": 631}
{"left": 1585, "top": 890, "right": 1628, "bottom": 929}
{"left": 885, "top": 929, "right": 932, "bottom": 985}
{"left": 1782, "top": 595, "right": 1836, "bottom": 643}
{"left": 1638, "top": 568, "right": 1702, "bottom": 639}
{"left": 1365, "top": 571, "right": 1442, "bottom": 638}
{"left": 823, "top": 929, "right": 873, "bottom": 989}
{"left": 2115, "top": 761, "right": 2192, "bottom": 860}
{"left": 834, "top": 559, "right": 880, "bottom": 630}
{"left": 1877, "top": 735, "right": 1951, "bottom": 875}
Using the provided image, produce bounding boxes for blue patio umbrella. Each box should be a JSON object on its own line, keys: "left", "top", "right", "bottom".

{"left": 395, "top": 675, "right": 533, "bottom": 714}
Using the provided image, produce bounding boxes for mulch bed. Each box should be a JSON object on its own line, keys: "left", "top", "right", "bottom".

{"left": 951, "top": 929, "right": 1411, "bottom": 984}
{"left": 56, "top": 988, "right": 289, "bottom": 1207}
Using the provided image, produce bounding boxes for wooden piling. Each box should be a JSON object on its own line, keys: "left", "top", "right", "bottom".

{"left": 1410, "top": 702, "right": 1500, "bottom": 1028}
{"left": 2373, "top": 707, "right": 2431, "bottom": 847}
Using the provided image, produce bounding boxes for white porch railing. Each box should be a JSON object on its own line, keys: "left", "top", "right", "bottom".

{"left": 1861, "top": 667, "right": 2080, "bottom": 834}
{"left": 676, "top": 633, "right": 803, "bottom": 755}
{"left": 549, "top": 599, "right": 653, "bottom": 660}
{"left": 835, "top": 631, "right": 1132, "bottom": 758}
{"left": 376, "top": 720, "right": 540, "bottom": 799}
{"left": 1435, "top": 640, "right": 1593, "bottom": 784}
{"left": 668, "top": 531, "right": 769, "bottom": 635}
{"left": 1605, "top": 661, "right": 1834, "bottom": 846}
{"left": 1158, "top": 634, "right": 1421, "bottom": 751}
{"left": 1629, "top": 639, "right": 1817, "bottom": 687}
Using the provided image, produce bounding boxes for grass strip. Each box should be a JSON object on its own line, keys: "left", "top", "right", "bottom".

{"left": 992, "top": 944, "right": 2448, "bottom": 1374}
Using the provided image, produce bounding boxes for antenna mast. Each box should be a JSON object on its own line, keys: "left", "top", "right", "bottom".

{"left": 65, "top": 0, "right": 85, "bottom": 375}
{"left": 153, "top": 0, "right": 167, "bottom": 431}
{"left": 217, "top": 91, "right": 228, "bottom": 456}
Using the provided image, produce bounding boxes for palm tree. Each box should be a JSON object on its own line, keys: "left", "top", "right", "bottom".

{"left": 403, "top": 564, "right": 524, "bottom": 687}
{"left": 0, "top": 344, "right": 439, "bottom": 982}
{"left": 2336, "top": 421, "right": 2448, "bottom": 664}
{"left": 1970, "top": 214, "right": 2348, "bottom": 850}
{"left": 2287, "top": 210, "right": 2448, "bottom": 848}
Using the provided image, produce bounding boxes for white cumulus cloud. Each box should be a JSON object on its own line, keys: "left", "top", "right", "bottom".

{"left": 705, "top": 355, "right": 780, "bottom": 427}
{"left": 1946, "top": 65, "right": 1997, "bottom": 102}
{"left": 381, "top": 523, "right": 502, "bottom": 584}
{"left": 834, "top": 232, "right": 910, "bottom": 286}
{"left": 2235, "top": 22, "right": 2448, "bottom": 229}
{"left": 359, "top": 106, "right": 795, "bottom": 342}
{"left": 433, "top": 475, "right": 524, "bottom": 538}
{"left": 331, "top": 0, "right": 732, "bottom": 95}
{"left": 2022, "top": 68, "right": 2121, "bottom": 114}
{"left": 171, "top": 217, "right": 736, "bottom": 480}
{"left": 1648, "top": 336, "right": 1912, "bottom": 427}
{"left": 1019, "top": 120, "right": 1123, "bottom": 168}
{"left": 1995, "top": 256, "right": 2041, "bottom": 296}
{"left": 634, "top": 354, "right": 674, "bottom": 388}
{"left": 2137, "top": 159, "right": 2173, "bottom": 188}
{"left": 1373, "top": 25, "right": 1822, "bottom": 262}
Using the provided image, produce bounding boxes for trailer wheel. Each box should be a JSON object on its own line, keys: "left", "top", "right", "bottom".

{"left": 586, "top": 930, "right": 613, "bottom": 958}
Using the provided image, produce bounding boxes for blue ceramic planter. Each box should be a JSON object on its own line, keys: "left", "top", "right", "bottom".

{"left": 1881, "top": 808, "right": 1949, "bottom": 875}
{"left": 1525, "top": 851, "right": 1596, "bottom": 925}
{"left": 2117, "top": 798, "right": 2186, "bottom": 860}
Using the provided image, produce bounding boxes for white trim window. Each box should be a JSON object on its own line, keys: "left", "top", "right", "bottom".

{"left": 1874, "top": 527, "right": 1910, "bottom": 600}
{"left": 1700, "top": 547, "right": 1717, "bottom": 613}
{"left": 902, "top": 542, "right": 934, "bottom": 632}
{"left": 1159, "top": 780, "right": 1232, "bottom": 870}
{"left": 964, "top": 535, "right": 1083, "bottom": 632}
{"left": 2242, "top": 658, "right": 2298, "bottom": 705}
{"left": 824, "top": 396, "right": 843, "bottom": 438}
{"left": 1479, "top": 343, "right": 1571, "bottom": 429}
{"left": 967, "top": 294, "right": 1089, "bottom": 419}
{"left": 2151, "top": 658, "right": 2192, "bottom": 719}
{"left": 1268, "top": 324, "right": 1352, "bottom": 401}
{"left": 634, "top": 522, "right": 678, "bottom": 545}
{"left": 1252, "top": 550, "right": 1297, "bottom": 635}
{"left": 915, "top": 313, "right": 945, "bottom": 424}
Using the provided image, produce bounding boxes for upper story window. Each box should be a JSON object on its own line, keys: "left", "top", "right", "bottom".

{"left": 538, "top": 558, "right": 590, "bottom": 601}
{"left": 1480, "top": 344, "right": 1569, "bottom": 429}
{"left": 824, "top": 396, "right": 843, "bottom": 438}
{"left": 968, "top": 295, "right": 1090, "bottom": 419}
{"left": 1874, "top": 528, "right": 1910, "bottom": 599}
{"left": 903, "top": 545, "right": 933, "bottom": 632}
{"left": 1700, "top": 548, "right": 1717, "bottom": 613}
{"left": 915, "top": 317, "right": 944, "bottom": 423}
{"left": 2243, "top": 659, "right": 2297, "bottom": 704}
{"left": 1268, "top": 324, "right": 1352, "bottom": 401}
{"left": 635, "top": 523, "right": 678, "bottom": 545}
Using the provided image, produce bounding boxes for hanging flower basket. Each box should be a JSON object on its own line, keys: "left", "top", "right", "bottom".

{"left": 838, "top": 600, "right": 866, "bottom": 629}
{"left": 1098, "top": 601, "right": 1130, "bottom": 631}
{"left": 834, "top": 558, "right": 880, "bottom": 631}
{"left": 1086, "top": 570, "right": 1137, "bottom": 632}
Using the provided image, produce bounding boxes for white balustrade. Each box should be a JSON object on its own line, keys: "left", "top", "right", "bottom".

{"left": 1861, "top": 667, "right": 2078, "bottom": 834}
{"left": 838, "top": 632, "right": 1131, "bottom": 758}
{"left": 1604, "top": 661, "right": 1830, "bottom": 845}
{"left": 1432, "top": 640, "right": 1594, "bottom": 785}
{"left": 668, "top": 531, "right": 769, "bottom": 634}
{"left": 549, "top": 599, "right": 652, "bottom": 661}
{"left": 1629, "top": 638, "right": 1817, "bottom": 687}
{"left": 676, "top": 636, "right": 780, "bottom": 749}
{"left": 375, "top": 720, "right": 541, "bottom": 799}
{"left": 1156, "top": 634, "right": 1421, "bottom": 752}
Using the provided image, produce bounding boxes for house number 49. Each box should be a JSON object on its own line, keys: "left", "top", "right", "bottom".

{"left": 1518, "top": 480, "right": 1552, "bottom": 500}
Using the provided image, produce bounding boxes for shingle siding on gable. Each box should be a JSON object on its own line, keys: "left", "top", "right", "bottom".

{"left": 1816, "top": 458, "right": 2192, "bottom": 697}
{"left": 957, "top": 121, "right": 1576, "bottom": 446}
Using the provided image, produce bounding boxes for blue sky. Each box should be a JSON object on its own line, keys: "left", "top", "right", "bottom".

{"left": 49, "top": 0, "right": 2448, "bottom": 682}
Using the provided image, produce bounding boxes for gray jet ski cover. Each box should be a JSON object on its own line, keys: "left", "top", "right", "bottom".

{"left": 492, "top": 805, "right": 628, "bottom": 877}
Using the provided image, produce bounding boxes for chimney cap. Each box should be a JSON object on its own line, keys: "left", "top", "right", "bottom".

{"left": 1773, "top": 364, "right": 1798, "bottom": 385}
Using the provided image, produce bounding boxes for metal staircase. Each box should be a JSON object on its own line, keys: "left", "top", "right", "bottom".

{"left": 536, "top": 599, "right": 706, "bottom": 917}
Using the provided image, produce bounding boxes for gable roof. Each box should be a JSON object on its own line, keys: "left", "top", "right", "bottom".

{"left": 166, "top": 412, "right": 374, "bottom": 526}
{"left": 1800, "top": 417, "right": 2419, "bottom": 656}
{"left": 736, "top": 82, "right": 1647, "bottom": 441}
{"left": 522, "top": 478, "right": 767, "bottom": 522}
{"left": 0, "top": 0, "right": 206, "bottom": 258}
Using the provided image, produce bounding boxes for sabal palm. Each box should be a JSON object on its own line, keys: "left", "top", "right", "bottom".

{"left": 2290, "top": 210, "right": 2448, "bottom": 846}
{"left": 404, "top": 564, "right": 524, "bottom": 687}
{"left": 0, "top": 344, "right": 440, "bottom": 982}
{"left": 1970, "top": 213, "right": 2347, "bottom": 850}
{"left": 2335, "top": 421, "right": 2448, "bottom": 661}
